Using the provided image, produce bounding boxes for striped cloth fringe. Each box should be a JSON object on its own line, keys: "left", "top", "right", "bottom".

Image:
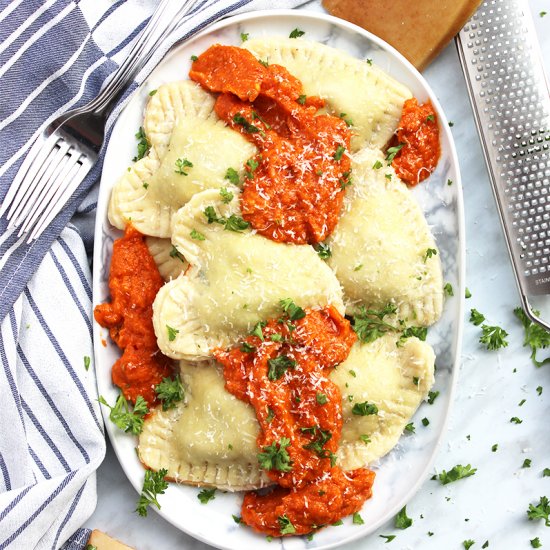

{"left": 0, "top": 0, "right": 306, "bottom": 548}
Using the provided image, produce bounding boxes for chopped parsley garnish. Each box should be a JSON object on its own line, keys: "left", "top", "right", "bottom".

{"left": 190, "top": 55, "right": 198, "bottom": 62}
{"left": 352, "top": 512, "right": 364, "bottom": 525}
{"left": 437, "top": 464, "right": 477, "bottom": 485}
{"left": 297, "top": 94, "right": 307, "bottom": 105}
{"left": 267, "top": 355, "right": 296, "bottom": 380}
{"left": 169, "top": 245, "right": 186, "bottom": 262}
{"left": 531, "top": 538, "right": 542, "bottom": 548}
{"left": 482, "top": 541, "right": 489, "bottom": 548}
{"left": 447, "top": 178, "right": 453, "bottom": 186}
{"left": 527, "top": 496, "right": 550, "bottom": 526}
{"left": 395, "top": 506, "right": 413, "bottom": 529}
{"left": 373, "top": 160, "right": 383, "bottom": 169}
{"left": 258, "top": 59, "right": 269, "bottom": 67}
{"left": 380, "top": 535, "right": 396, "bottom": 543}
{"left": 135, "top": 468, "right": 168, "bottom": 516}
{"left": 404, "top": 422, "right": 415, "bottom": 433}
{"left": 339, "top": 112, "right": 353, "bottom": 126}
{"left": 280, "top": 298, "right": 306, "bottom": 321}
{"left": 523, "top": 459, "right": 532, "bottom": 468}
{"left": 99, "top": 393, "right": 148, "bottom": 435}
{"left": 469, "top": 308, "right": 485, "bottom": 326}
{"left": 84, "top": 356, "right": 91, "bottom": 371}
{"left": 463, "top": 541, "right": 475, "bottom": 550}
{"left": 166, "top": 324, "right": 179, "bottom": 341}
{"left": 233, "top": 113, "right": 261, "bottom": 134}
{"left": 225, "top": 167, "right": 240, "bottom": 186}
{"left": 142, "top": 182, "right": 149, "bottom": 189}
{"left": 86, "top": 545, "right": 98, "bottom": 550}
{"left": 224, "top": 214, "right": 250, "bottom": 232}
{"left": 360, "top": 434, "right": 371, "bottom": 444}
{"left": 315, "top": 242, "right": 332, "bottom": 260}
{"left": 465, "top": 288, "right": 472, "bottom": 299}
{"left": 270, "top": 333, "right": 283, "bottom": 342}
{"left": 251, "top": 321, "right": 266, "bottom": 341}
{"left": 289, "top": 28, "right": 305, "bottom": 38}
{"left": 301, "top": 425, "right": 336, "bottom": 465}
{"left": 149, "top": 89, "right": 157, "bottom": 96}
{"left": 197, "top": 488, "right": 216, "bottom": 504}
{"left": 352, "top": 401, "right": 378, "bottom": 416}
{"left": 492, "top": 444, "right": 498, "bottom": 452}
{"left": 428, "top": 390, "right": 439, "bottom": 404}
{"left": 233, "top": 514, "right": 243, "bottom": 524}
{"left": 398, "top": 326, "right": 428, "bottom": 345}
{"left": 538, "top": 386, "right": 543, "bottom": 396}
{"left": 443, "top": 282, "right": 454, "bottom": 296}
{"left": 219, "top": 187, "right": 234, "bottom": 204}
{"left": 424, "top": 248, "right": 437, "bottom": 261}
{"left": 174, "top": 157, "right": 193, "bottom": 175}
{"left": 155, "top": 375, "right": 184, "bottom": 411}
{"left": 511, "top": 416, "right": 523, "bottom": 424}
{"left": 334, "top": 145, "right": 346, "bottom": 161}
{"left": 316, "top": 392, "right": 328, "bottom": 405}
{"left": 543, "top": 468, "right": 550, "bottom": 477}
{"left": 514, "top": 307, "right": 550, "bottom": 367}
{"left": 422, "top": 417, "right": 430, "bottom": 426}
{"left": 258, "top": 438, "right": 292, "bottom": 472}
{"left": 240, "top": 32, "right": 249, "bottom": 42}
{"left": 426, "top": 114, "right": 435, "bottom": 122}
{"left": 351, "top": 303, "right": 397, "bottom": 343}
{"left": 480, "top": 324, "right": 508, "bottom": 350}
{"left": 245, "top": 157, "right": 259, "bottom": 178}
{"left": 519, "top": 399, "right": 526, "bottom": 406}
{"left": 266, "top": 407, "right": 275, "bottom": 423}
{"left": 386, "top": 143, "right": 404, "bottom": 164}
{"left": 190, "top": 229, "right": 205, "bottom": 241}
{"left": 240, "top": 342, "right": 256, "bottom": 353}
{"left": 133, "top": 127, "right": 150, "bottom": 161}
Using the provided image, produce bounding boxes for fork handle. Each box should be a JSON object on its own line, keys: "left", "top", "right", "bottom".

{"left": 89, "top": 0, "right": 196, "bottom": 118}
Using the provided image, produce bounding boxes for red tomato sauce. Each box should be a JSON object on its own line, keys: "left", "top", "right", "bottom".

{"left": 391, "top": 98, "right": 441, "bottom": 186}
{"left": 214, "top": 305, "right": 375, "bottom": 537}
{"left": 190, "top": 45, "right": 352, "bottom": 245}
{"left": 94, "top": 225, "right": 174, "bottom": 405}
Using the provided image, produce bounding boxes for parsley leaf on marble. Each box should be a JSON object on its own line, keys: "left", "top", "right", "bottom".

{"left": 527, "top": 496, "right": 550, "bottom": 526}
{"left": 514, "top": 307, "right": 550, "bottom": 367}
{"left": 395, "top": 506, "right": 413, "bottom": 529}
{"left": 379, "top": 535, "right": 396, "bottom": 543}
{"left": 135, "top": 468, "right": 168, "bottom": 516}
{"left": 469, "top": 309, "right": 486, "bottom": 326}
{"left": 531, "top": 537, "right": 542, "bottom": 548}
{"left": 463, "top": 541, "right": 475, "bottom": 550}
{"left": 437, "top": 464, "right": 477, "bottom": 485}
{"left": 479, "top": 324, "right": 509, "bottom": 351}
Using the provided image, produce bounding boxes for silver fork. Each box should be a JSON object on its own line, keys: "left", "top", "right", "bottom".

{"left": 0, "top": 0, "right": 202, "bottom": 243}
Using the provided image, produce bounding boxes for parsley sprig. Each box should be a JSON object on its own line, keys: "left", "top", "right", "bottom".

{"left": 135, "top": 468, "right": 168, "bottom": 517}
{"left": 155, "top": 375, "right": 184, "bottom": 411}
{"left": 514, "top": 307, "right": 550, "bottom": 367}
{"left": 479, "top": 324, "right": 508, "bottom": 351}
{"left": 436, "top": 464, "right": 477, "bottom": 485}
{"left": 133, "top": 127, "right": 150, "bottom": 161}
{"left": 99, "top": 393, "right": 148, "bottom": 435}
{"left": 203, "top": 206, "right": 250, "bottom": 232}
{"left": 258, "top": 438, "right": 292, "bottom": 472}
{"left": 527, "top": 496, "right": 550, "bottom": 526}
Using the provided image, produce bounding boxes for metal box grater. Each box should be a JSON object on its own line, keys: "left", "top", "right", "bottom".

{"left": 456, "top": 0, "right": 550, "bottom": 330}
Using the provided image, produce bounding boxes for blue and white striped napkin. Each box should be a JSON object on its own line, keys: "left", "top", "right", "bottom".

{"left": 0, "top": 1, "right": 307, "bottom": 548}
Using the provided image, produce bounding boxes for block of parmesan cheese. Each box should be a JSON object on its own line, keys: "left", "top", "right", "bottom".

{"left": 322, "top": 0, "right": 482, "bottom": 70}
{"left": 87, "top": 530, "right": 135, "bottom": 550}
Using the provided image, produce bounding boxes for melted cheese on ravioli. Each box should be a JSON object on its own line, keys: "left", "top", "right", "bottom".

{"left": 152, "top": 188, "right": 344, "bottom": 360}
{"left": 327, "top": 148, "right": 443, "bottom": 325}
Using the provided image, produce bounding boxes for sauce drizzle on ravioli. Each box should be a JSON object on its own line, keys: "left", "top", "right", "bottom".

{"left": 214, "top": 305, "right": 375, "bottom": 537}
{"left": 190, "top": 45, "right": 352, "bottom": 245}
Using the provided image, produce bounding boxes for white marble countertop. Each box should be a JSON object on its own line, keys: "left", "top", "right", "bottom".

{"left": 84, "top": 1, "right": 550, "bottom": 548}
